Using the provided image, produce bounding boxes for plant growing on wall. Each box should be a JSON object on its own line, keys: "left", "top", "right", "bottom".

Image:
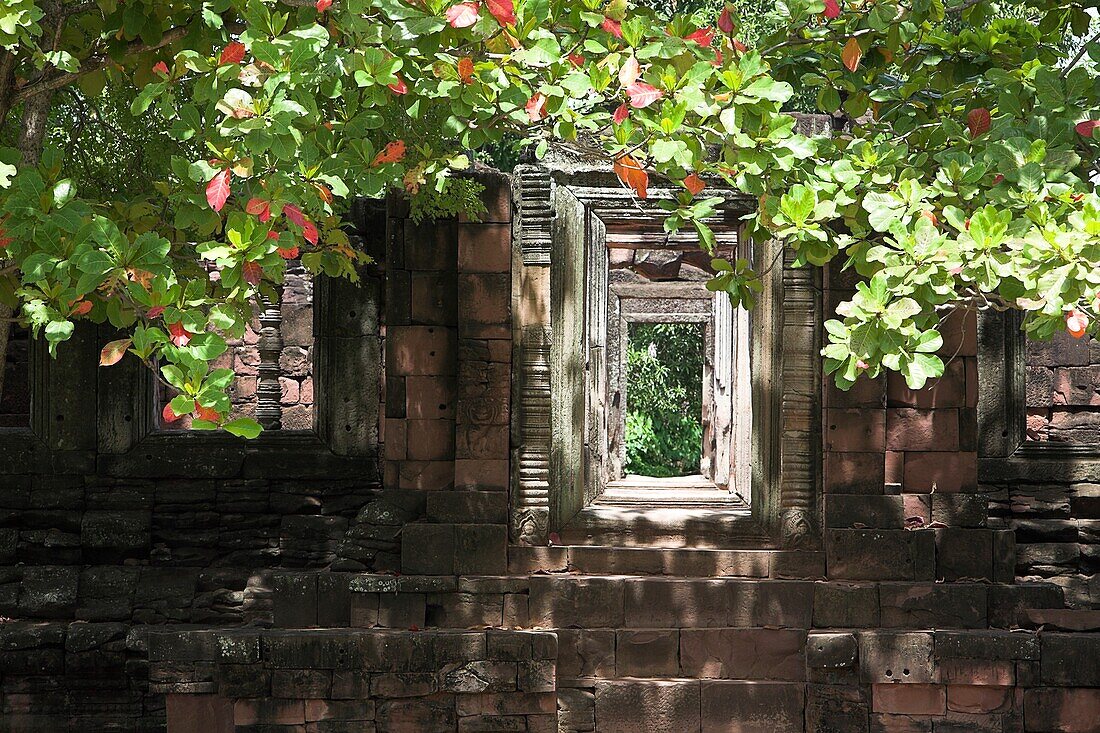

{"left": 1, "top": 0, "right": 1099, "bottom": 436}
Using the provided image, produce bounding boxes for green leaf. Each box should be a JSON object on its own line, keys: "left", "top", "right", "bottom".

{"left": 223, "top": 418, "right": 263, "bottom": 439}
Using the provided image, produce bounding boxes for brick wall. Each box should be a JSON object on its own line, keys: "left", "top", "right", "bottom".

{"left": 1026, "top": 331, "right": 1100, "bottom": 443}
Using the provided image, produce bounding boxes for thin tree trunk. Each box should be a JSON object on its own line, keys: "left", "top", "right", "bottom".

{"left": 18, "top": 91, "right": 54, "bottom": 166}
{"left": 0, "top": 52, "right": 19, "bottom": 405}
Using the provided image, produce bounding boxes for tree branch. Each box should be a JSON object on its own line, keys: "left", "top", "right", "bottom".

{"left": 1062, "top": 27, "right": 1100, "bottom": 79}
{"left": 11, "top": 22, "right": 192, "bottom": 104}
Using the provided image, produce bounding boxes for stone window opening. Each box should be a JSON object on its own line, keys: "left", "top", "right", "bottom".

{"left": 155, "top": 261, "right": 316, "bottom": 433}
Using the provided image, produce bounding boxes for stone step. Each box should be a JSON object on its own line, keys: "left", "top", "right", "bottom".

{"left": 269, "top": 572, "right": 1067, "bottom": 633}
{"left": 556, "top": 504, "right": 754, "bottom": 548}
{"left": 508, "top": 545, "right": 825, "bottom": 579}
{"left": 557, "top": 678, "right": 804, "bottom": 733}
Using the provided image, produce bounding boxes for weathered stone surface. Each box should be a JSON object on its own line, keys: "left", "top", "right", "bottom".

{"left": 680, "top": 629, "right": 806, "bottom": 681}
{"left": 858, "top": 632, "right": 935, "bottom": 684}
{"left": 595, "top": 680, "right": 700, "bottom": 733}
{"left": 806, "top": 633, "right": 858, "bottom": 670}
{"left": 699, "top": 681, "right": 804, "bottom": 733}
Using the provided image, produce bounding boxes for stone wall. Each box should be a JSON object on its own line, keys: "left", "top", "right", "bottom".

{"left": 149, "top": 629, "right": 557, "bottom": 733}
{"left": 3, "top": 169, "right": 1100, "bottom": 733}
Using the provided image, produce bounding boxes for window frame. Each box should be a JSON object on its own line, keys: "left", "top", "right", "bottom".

{"left": 978, "top": 310, "right": 1100, "bottom": 483}
{"left": 510, "top": 161, "right": 823, "bottom": 549}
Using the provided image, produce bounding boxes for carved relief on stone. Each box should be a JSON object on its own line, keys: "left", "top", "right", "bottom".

{"left": 513, "top": 165, "right": 553, "bottom": 266}
{"left": 512, "top": 325, "right": 552, "bottom": 545}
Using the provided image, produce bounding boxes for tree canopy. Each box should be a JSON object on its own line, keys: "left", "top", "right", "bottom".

{"left": 1, "top": 0, "right": 1099, "bottom": 436}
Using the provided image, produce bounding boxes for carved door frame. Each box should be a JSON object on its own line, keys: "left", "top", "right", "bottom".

{"left": 509, "top": 160, "right": 822, "bottom": 548}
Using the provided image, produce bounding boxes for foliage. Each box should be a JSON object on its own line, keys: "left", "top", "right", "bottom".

{"left": 624, "top": 322, "right": 704, "bottom": 477}
{"left": 409, "top": 176, "right": 486, "bottom": 223}
{"left": 1, "top": 0, "right": 1100, "bottom": 438}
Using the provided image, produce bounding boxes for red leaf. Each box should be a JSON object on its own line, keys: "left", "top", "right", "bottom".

{"left": 567, "top": 53, "right": 585, "bottom": 67}
{"left": 841, "top": 36, "right": 862, "bottom": 72}
{"left": 245, "top": 197, "right": 271, "bottom": 222}
{"left": 618, "top": 56, "right": 640, "bottom": 87}
{"left": 1076, "top": 120, "right": 1100, "bottom": 137}
{"left": 152, "top": 61, "right": 170, "bottom": 77}
{"left": 219, "top": 41, "right": 245, "bottom": 65}
{"left": 206, "top": 168, "right": 231, "bottom": 212}
{"left": 242, "top": 261, "right": 263, "bottom": 286}
{"left": 70, "top": 300, "right": 93, "bottom": 316}
{"left": 147, "top": 305, "right": 165, "bottom": 320}
{"left": 486, "top": 0, "right": 516, "bottom": 26}
{"left": 526, "top": 92, "right": 547, "bottom": 122}
{"left": 612, "top": 103, "right": 630, "bottom": 124}
{"left": 371, "top": 139, "right": 406, "bottom": 166}
{"left": 823, "top": 0, "right": 841, "bottom": 19}
{"left": 168, "top": 321, "right": 193, "bottom": 348}
{"left": 316, "top": 0, "right": 332, "bottom": 10}
{"left": 458, "top": 57, "right": 475, "bottom": 84}
{"left": 282, "top": 204, "right": 306, "bottom": 227}
{"left": 99, "top": 338, "right": 132, "bottom": 367}
{"left": 601, "top": 17, "right": 622, "bottom": 38}
{"left": 388, "top": 75, "right": 408, "bottom": 94}
{"left": 0, "top": 227, "right": 12, "bottom": 249}
{"left": 302, "top": 222, "right": 319, "bottom": 245}
{"left": 992, "top": 173, "right": 1005, "bottom": 184}
{"left": 626, "top": 81, "right": 663, "bottom": 108}
{"left": 717, "top": 6, "right": 734, "bottom": 33}
{"left": 278, "top": 246, "right": 299, "bottom": 260}
{"left": 162, "top": 402, "right": 183, "bottom": 423}
{"left": 613, "top": 156, "right": 649, "bottom": 200}
{"left": 446, "top": 2, "right": 480, "bottom": 28}
{"left": 195, "top": 405, "right": 220, "bottom": 424}
{"left": 267, "top": 230, "right": 281, "bottom": 240}
{"left": 685, "top": 28, "right": 714, "bottom": 47}
{"left": 683, "top": 174, "right": 705, "bottom": 196}
{"left": 967, "top": 107, "right": 990, "bottom": 138}
{"left": 1067, "top": 309, "right": 1089, "bottom": 339}
{"left": 733, "top": 39, "right": 747, "bottom": 53}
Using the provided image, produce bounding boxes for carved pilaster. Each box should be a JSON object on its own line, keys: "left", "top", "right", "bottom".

{"left": 512, "top": 325, "right": 552, "bottom": 545}
{"left": 779, "top": 248, "right": 820, "bottom": 547}
{"left": 255, "top": 288, "right": 283, "bottom": 430}
{"left": 514, "top": 164, "right": 553, "bottom": 266}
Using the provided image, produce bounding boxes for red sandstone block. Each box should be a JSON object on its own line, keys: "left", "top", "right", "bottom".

{"left": 454, "top": 459, "right": 509, "bottom": 491}
{"left": 902, "top": 494, "right": 931, "bottom": 526}
{"left": 938, "top": 309, "right": 977, "bottom": 357}
{"left": 868, "top": 712, "right": 933, "bottom": 732}
{"left": 826, "top": 374, "right": 885, "bottom": 408}
{"left": 872, "top": 684, "right": 945, "bottom": 716}
{"left": 405, "top": 376, "right": 456, "bottom": 420}
{"left": 234, "top": 698, "right": 306, "bottom": 726}
{"left": 455, "top": 692, "right": 556, "bottom": 716}
{"left": 555, "top": 629, "right": 616, "bottom": 678}
{"left": 411, "top": 272, "right": 458, "bottom": 325}
{"left": 388, "top": 326, "right": 457, "bottom": 376}
{"left": 680, "top": 629, "right": 806, "bottom": 681}
{"left": 965, "top": 358, "right": 978, "bottom": 408}
{"left": 887, "top": 359, "right": 967, "bottom": 408}
{"left": 946, "top": 685, "right": 1012, "bottom": 714}
{"left": 595, "top": 680, "right": 701, "bottom": 733}
{"left": 405, "top": 419, "right": 455, "bottom": 461}
{"left": 397, "top": 460, "right": 454, "bottom": 490}
{"left": 886, "top": 408, "right": 960, "bottom": 452}
{"left": 886, "top": 451, "right": 904, "bottom": 486}
{"left": 903, "top": 452, "right": 977, "bottom": 493}
{"left": 615, "top": 630, "right": 680, "bottom": 677}
{"left": 699, "top": 681, "right": 803, "bottom": 733}
{"left": 825, "top": 452, "right": 885, "bottom": 494}
{"left": 458, "top": 224, "right": 512, "bottom": 273}
{"left": 166, "top": 694, "right": 234, "bottom": 733}
{"left": 937, "top": 659, "right": 1015, "bottom": 686}
{"left": 459, "top": 169, "right": 512, "bottom": 224}
{"left": 458, "top": 273, "right": 510, "bottom": 339}
{"left": 384, "top": 419, "right": 407, "bottom": 461}
{"left": 1024, "top": 687, "right": 1100, "bottom": 733}
{"left": 825, "top": 408, "right": 886, "bottom": 452}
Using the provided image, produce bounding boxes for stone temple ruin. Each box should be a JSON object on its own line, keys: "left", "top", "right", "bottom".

{"left": 2, "top": 124, "right": 1100, "bottom": 732}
